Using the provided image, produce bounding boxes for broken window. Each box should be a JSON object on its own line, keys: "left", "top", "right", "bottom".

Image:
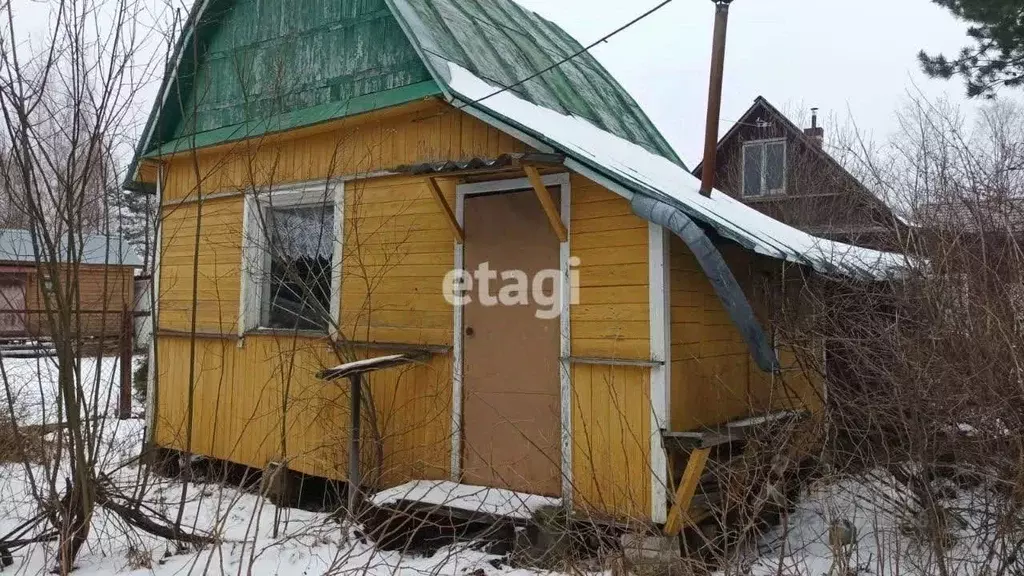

{"left": 260, "top": 205, "right": 335, "bottom": 332}
{"left": 742, "top": 139, "right": 787, "bottom": 196}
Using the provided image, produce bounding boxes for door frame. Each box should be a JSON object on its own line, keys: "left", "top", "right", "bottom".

{"left": 451, "top": 172, "right": 572, "bottom": 499}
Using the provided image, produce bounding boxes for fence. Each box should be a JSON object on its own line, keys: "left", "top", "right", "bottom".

{"left": 0, "top": 306, "right": 147, "bottom": 420}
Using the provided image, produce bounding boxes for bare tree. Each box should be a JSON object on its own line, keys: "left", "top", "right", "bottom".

{"left": 0, "top": 1, "right": 213, "bottom": 572}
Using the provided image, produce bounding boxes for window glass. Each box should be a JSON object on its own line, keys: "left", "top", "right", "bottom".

{"left": 261, "top": 205, "right": 334, "bottom": 331}
{"left": 743, "top": 144, "right": 763, "bottom": 196}
{"left": 766, "top": 141, "right": 786, "bottom": 193}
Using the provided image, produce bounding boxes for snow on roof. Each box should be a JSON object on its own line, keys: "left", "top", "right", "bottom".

{"left": 0, "top": 229, "right": 142, "bottom": 268}
{"left": 439, "top": 60, "right": 907, "bottom": 280}
{"left": 370, "top": 480, "right": 561, "bottom": 520}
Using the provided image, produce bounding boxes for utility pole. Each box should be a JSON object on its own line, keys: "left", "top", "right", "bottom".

{"left": 700, "top": 0, "right": 733, "bottom": 197}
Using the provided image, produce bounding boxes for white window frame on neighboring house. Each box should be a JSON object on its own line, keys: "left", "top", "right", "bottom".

{"left": 742, "top": 138, "right": 787, "bottom": 197}
{"left": 238, "top": 181, "right": 345, "bottom": 339}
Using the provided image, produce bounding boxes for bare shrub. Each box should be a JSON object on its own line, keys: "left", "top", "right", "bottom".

{"left": 756, "top": 95, "right": 1024, "bottom": 574}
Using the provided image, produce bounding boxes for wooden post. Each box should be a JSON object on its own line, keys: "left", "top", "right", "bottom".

{"left": 663, "top": 447, "right": 711, "bottom": 536}
{"left": 118, "top": 304, "right": 133, "bottom": 420}
{"left": 348, "top": 373, "right": 362, "bottom": 517}
{"left": 427, "top": 178, "right": 465, "bottom": 243}
{"left": 524, "top": 165, "right": 568, "bottom": 242}
{"left": 316, "top": 354, "right": 415, "bottom": 517}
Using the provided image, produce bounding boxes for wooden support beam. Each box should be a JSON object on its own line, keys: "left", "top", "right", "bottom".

{"left": 524, "top": 165, "right": 568, "bottom": 242}
{"left": 348, "top": 373, "right": 363, "bottom": 517}
{"left": 427, "top": 178, "right": 465, "bottom": 243}
{"left": 663, "top": 447, "right": 711, "bottom": 536}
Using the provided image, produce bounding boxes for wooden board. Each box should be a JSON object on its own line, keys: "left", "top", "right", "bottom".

{"left": 461, "top": 189, "right": 562, "bottom": 496}
{"left": 154, "top": 334, "right": 452, "bottom": 486}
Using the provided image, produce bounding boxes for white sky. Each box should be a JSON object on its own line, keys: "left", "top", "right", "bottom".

{"left": 8, "top": 0, "right": 979, "bottom": 166}
{"left": 512, "top": 0, "right": 974, "bottom": 164}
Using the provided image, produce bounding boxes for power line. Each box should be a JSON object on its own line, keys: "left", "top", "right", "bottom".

{"left": 448, "top": 0, "right": 675, "bottom": 110}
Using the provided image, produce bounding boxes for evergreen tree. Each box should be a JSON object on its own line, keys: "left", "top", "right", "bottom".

{"left": 920, "top": 0, "right": 1024, "bottom": 98}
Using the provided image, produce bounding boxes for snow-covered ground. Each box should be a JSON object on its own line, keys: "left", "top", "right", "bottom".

{"left": 723, "top": 471, "right": 1017, "bottom": 576}
{"left": 0, "top": 356, "right": 124, "bottom": 426}
{"left": 0, "top": 355, "right": 1014, "bottom": 575}
{"left": 0, "top": 356, "right": 553, "bottom": 575}
{"left": 0, "top": 458, "right": 542, "bottom": 575}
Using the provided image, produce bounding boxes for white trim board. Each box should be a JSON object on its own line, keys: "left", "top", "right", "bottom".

{"left": 237, "top": 180, "right": 345, "bottom": 340}
{"left": 451, "top": 189, "right": 465, "bottom": 482}
{"left": 330, "top": 182, "right": 346, "bottom": 340}
{"left": 648, "top": 223, "right": 671, "bottom": 524}
{"left": 145, "top": 164, "right": 165, "bottom": 444}
{"left": 558, "top": 179, "right": 573, "bottom": 501}
{"left": 451, "top": 172, "right": 572, "bottom": 502}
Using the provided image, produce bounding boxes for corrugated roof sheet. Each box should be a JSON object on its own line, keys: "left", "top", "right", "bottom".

{"left": 399, "top": 154, "right": 523, "bottom": 176}
{"left": 0, "top": 229, "right": 142, "bottom": 268}
{"left": 397, "top": 152, "right": 564, "bottom": 175}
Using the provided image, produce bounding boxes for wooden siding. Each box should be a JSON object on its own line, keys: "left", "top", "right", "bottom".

{"left": 155, "top": 101, "right": 515, "bottom": 491}
{"left": 159, "top": 197, "right": 244, "bottom": 334}
{"left": 669, "top": 237, "right": 823, "bottom": 431}
{"left": 570, "top": 364, "right": 651, "bottom": 519}
{"left": 155, "top": 335, "right": 451, "bottom": 484}
{"left": 569, "top": 175, "right": 650, "bottom": 359}
{"left": 568, "top": 174, "right": 653, "bottom": 520}
{"left": 339, "top": 175, "right": 457, "bottom": 345}
{"left": 159, "top": 99, "right": 528, "bottom": 203}
{"left": 21, "top": 265, "right": 134, "bottom": 338}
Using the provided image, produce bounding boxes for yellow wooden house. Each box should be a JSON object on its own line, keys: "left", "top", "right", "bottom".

{"left": 127, "top": 0, "right": 900, "bottom": 524}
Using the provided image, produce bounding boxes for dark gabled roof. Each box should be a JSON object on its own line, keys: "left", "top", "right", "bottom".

{"left": 692, "top": 96, "right": 850, "bottom": 182}
{"left": 692, "top": 96, "right": 903, "bottom": 224}
{"left": 126, "top": 0, "right": 683, "bottom": 189}
{"left": 918, "top": 198, "right": 1024, "bottom": 233}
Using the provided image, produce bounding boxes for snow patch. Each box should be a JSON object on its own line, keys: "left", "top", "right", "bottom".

{"left": 0, "top": 356, "right": 121, "bottom": 426}
{"left": 370, "top": 480, "right": 561, "bottom": 520}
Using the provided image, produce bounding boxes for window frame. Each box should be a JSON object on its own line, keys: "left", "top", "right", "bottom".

{"left": 741, "top": 138, "right": 787, "bottom": 197}
{"left": 239, "top": 181, "right": 344, "bottom": 338}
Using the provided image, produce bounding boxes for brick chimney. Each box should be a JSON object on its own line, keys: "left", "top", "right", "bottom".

{"left": 804, "top": 107, "right": 824, "bottom": 147}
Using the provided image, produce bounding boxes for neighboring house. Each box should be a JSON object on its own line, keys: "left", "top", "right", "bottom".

{"left": 126, "top": 0, "right": 900, "bottom": 524}
{"left": 693, "top": 96, "right": 903, "bottom": 249}
{"left": 916, "top": 198, "right": 1024, "bottom": 283}
{"left": 0, "top": 229, "right": 141, "bottom": 339}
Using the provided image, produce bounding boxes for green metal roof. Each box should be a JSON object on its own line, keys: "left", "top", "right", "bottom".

{"left": 387, "top": 0, "right": 681, "bottom": 165}
{"left": 128, "top": 0, "right": 682, "bottom": 187}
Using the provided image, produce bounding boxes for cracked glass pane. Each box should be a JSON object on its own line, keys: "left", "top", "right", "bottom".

{"left": 262, "top": 205, "right": 334, "bottom": 331}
